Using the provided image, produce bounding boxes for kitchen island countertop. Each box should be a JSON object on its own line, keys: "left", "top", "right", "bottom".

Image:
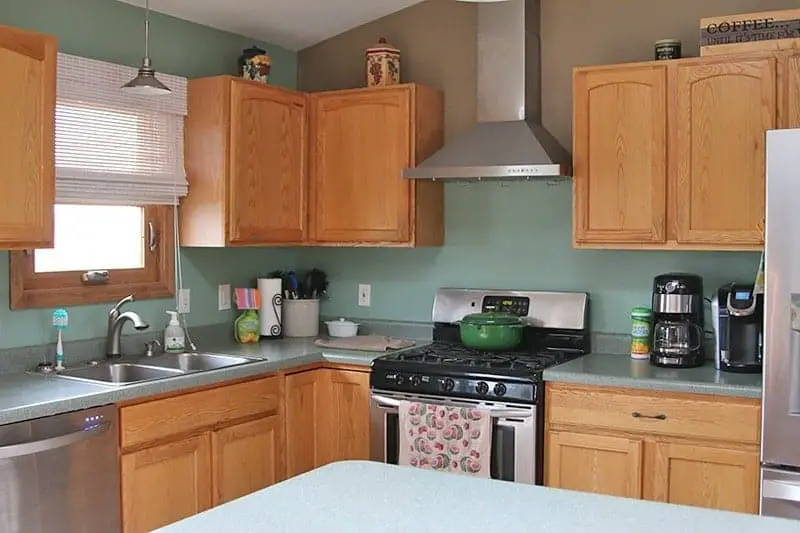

{"left": 544, "top": 353, "right": 762, "bottom": 398}
{"left": 155, "top": 460, "right": 799, "bottom": 533}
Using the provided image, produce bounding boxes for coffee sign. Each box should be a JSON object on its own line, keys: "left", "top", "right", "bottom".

{"left": 701, "top": 16, "right": 800, "bottom": 46}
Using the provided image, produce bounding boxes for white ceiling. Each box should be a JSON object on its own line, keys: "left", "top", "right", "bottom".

{"left": 118, "top": 0, "right": 429, "bottom": 50}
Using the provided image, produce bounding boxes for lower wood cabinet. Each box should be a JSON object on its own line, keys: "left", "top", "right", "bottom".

{"left": 119, "top": 376, "right": 283, "bottom": 533}
{"left": 545, "top": 383, "right": 761, "bottom": 514}
{"left": 285, "top": 367, "right": 370, "bottom": 477}
{"left": 121, "top": 434, "right": 212, "bottom": 533}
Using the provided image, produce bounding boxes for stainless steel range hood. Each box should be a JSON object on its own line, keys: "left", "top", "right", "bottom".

{"left": 403, "top": 0, "right": 570, "bottom": 180}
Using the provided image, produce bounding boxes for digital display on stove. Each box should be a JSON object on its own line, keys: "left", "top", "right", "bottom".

{"left": 482, "top": 295, "right": 530, "bottom": 316}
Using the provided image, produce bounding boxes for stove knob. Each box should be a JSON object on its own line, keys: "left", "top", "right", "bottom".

{"left": 494, "top": 383, "right": 507, "bottom": 397}
{"left": 395, "top": 374, "right": 404, "bottom": 385}
{"left": 442, "top": 378, "right": 455, "bottom": 392}
{"left": 476, "top": 381, "right": 490, "bottom": 395}
{"left": 411, "top": 375, "right": 422, "bottom": 387}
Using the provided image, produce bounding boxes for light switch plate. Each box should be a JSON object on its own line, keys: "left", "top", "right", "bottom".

{"left": 178, "top": 288, "right": 191, "bottom": 314}
{"left": 218, "top": 284, "right": 231, "bottom": 311}
{"left": 358, "top": 284, "right": 371, "bottom": 307}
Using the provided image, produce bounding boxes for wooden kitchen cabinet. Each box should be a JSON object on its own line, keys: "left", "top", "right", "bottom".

{"left": 0, "top": 25, "right": 55, "bottom": 249}
{"left": 573, "top": 52, "right": 781, "bottom": 250}
{"left": 121, "top": 434, "right": 212, "bottom": 533}
{"left": 671, "top": 56, "right": 774, "bottom": 246}
{"left": 212, "top": 415, "right": 284, "bottom": 505}
{"left": 182, "top": 76, "right": 307, "bottom": 246}
{"left": 651, "top": 441, "right": 760, "bottom": 513}
{"left": 573, "top": 64, "right": 667, "bottom": 245}
{"left": 545, "top": 383, "right": 761, "bottom": 514}
{"left": 547, "top": 430, "right": 644, "bottom": 499}
{"left": 120, "top": 376, "right": 282, "bottom": 531}
{"left": 309, "top": 84, "right": 444, "bottom": 246}
{"left": 285, "top": 367, "right": 371, "bottom": 476}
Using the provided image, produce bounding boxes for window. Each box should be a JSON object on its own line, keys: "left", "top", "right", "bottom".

{"left": 10, "top": 54, "right": 187, "bottom": 309}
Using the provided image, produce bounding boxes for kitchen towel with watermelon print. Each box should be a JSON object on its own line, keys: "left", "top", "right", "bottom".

{"left": 398, "top": 401, "right": 491, "bottom": 478}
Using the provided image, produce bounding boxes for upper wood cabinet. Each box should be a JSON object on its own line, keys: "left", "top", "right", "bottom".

{"left": 573, "top": 51, "right": 792, "bottom": 250}
{"left": 671, "top": 57, "right": 774, "bottom": 246}
{"left": 573, "top": 64, "right": 667, "bottom": 245}
{"left": 182, "top": 76, "right": 307, "bottom": 246}
{"left": 0, "top": 25, "right": 55, "bottom": 249}
{"left": 309, "top": 84, "right": 444, "bottom": 246}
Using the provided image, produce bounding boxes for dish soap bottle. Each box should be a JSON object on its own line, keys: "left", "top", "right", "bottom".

{"left": 164, "top": 311, "right": 186, "bottom": 353}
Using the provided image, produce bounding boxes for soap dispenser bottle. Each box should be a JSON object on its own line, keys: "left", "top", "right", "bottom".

{"left": 164, "top": 311, "right": 186, "bottom": 352}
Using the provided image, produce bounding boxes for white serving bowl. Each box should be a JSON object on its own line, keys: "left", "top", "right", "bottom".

{"left": 325, "top": 318, "right": 359, "bottom": 338}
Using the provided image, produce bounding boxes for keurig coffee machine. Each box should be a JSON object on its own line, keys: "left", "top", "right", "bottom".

{"left": 711, "top": 283, "right": 764, "bottom": 373}
{"left": 650, "top": 273, "right": 705, "bottom": 368}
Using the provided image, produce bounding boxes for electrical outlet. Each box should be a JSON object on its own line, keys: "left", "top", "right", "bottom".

{"left": 178, "top": 288, "right": 191, "bottom": 314}
{"left": 218, "top": 284, "right": 231, "bottom": 311}
{"left": 358, "top": 284, "right": 371, "bottom": 307}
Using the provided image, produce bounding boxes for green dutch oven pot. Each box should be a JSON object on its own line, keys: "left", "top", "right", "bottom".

{"left": 459, "top": 312, "right": 523, "bottom": 350}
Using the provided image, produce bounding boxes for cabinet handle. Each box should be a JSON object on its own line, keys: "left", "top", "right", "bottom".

{"left": 631, "top": 412, "right": 666, "bottom": 420}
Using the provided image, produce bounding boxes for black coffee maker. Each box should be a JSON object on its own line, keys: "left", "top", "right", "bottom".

{"left": 650, "top": 273, "right": 705, "bottom": 368}
{"left": 711, "top": 283, "right": 764, "bottom": 373}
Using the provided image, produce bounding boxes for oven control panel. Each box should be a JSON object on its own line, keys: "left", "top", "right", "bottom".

{"left": 482, "top": 295, "right": 530, "bottom": 317}
{"left": 370, "top": 371, "right": 537, "bottom": 404}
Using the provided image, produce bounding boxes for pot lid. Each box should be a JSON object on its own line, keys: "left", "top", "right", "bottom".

{"left": 326, "top": 318, "right": 359, "bottom": 326}
{"left": 366, "top": 37, "right": 399, "bottom": 55}
{"left": 461, "top": 313, "right": 521, "bottom": 326}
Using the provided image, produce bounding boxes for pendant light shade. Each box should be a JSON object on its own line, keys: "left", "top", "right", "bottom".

{"left": 122, "top": 0, "right": 170, "bottom": 95}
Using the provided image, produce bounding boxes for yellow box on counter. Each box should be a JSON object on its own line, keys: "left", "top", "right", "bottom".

{"left": 700, "top": 9, "right": 800, "bottom": 56}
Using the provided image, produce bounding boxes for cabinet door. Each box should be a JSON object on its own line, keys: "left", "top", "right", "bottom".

{"left": 121, "top": 434, "right": 212, "bottom": 533}
{"left": 780, "top": 51, "right": 800, "bottom": 128}
{"left": 285, "top": 370, "right": 325, "bottom": 477}
{"left": 310, "top": 87, "right": 411, "bottom": 243}
{"left": 229, "top": 82, "right": 307, "bottom": 244}
{"left": 652, "top": 441, "right": 759, "bottom": 513}
{"left": 546, "top": 430, "right": 644, "bottom": 499}
{"left": 212, "top": 415, "right": 283, "bottom": 505}
{"left": 573, "top": 65, "right": 667, "bottom": 245}
{"left": 319, "top": 369, "right": 371, "bottom": 465}
{"left": 672, "top": 57, "right": 774, "bottom": 246}
{"left": 0, "top": 26, "right": 55, "bottom": 248}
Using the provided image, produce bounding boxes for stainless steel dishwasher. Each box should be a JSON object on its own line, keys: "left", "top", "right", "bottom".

{"left": 0, "top": 405, "right": 119, "bottom": 533}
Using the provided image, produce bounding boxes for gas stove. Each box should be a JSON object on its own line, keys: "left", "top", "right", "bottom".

{"left": 370, "top": 289, "right": 590, "bottom": 405}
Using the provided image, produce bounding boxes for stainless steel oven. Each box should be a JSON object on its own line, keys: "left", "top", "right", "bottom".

{"left": 370, "top": 389, "right": 538, "bottom": 484}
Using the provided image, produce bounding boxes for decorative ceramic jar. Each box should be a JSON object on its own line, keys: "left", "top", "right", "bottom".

{"left": 238, "top": 45, "right": 271, "bottom": 83}
{"left": 366, "top": 37, "right": 400, "bottom": 87}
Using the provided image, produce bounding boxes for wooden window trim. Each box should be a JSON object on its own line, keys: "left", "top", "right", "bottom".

{"left": 9, "top": 206, "right": 175, "bottom": 309}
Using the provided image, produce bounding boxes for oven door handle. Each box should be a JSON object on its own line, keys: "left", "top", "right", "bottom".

{"left": 370, "top": 394, "right": 532, "bottom": 419}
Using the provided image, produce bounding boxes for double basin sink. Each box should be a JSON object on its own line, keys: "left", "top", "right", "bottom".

{"left": 54, "top": 352, "right": 264, "bottom": 386}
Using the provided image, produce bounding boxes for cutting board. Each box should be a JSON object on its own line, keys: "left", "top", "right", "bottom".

{"left": 314, "top": 335, "right": 416, "bottom": 352}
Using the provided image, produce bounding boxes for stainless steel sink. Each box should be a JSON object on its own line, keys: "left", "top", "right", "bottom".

{"left": 56, "top": 363, "right": 185, "bottom": 385}
{"left": 145, "top": 352, "right": 258, "bottom": 372}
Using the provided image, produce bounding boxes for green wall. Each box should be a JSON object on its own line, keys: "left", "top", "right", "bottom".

{"left": 297, "top": 182, "right": 761, "bottom": 334}
{"left": 0, "top": 0, "right": 298, "bottom": 349}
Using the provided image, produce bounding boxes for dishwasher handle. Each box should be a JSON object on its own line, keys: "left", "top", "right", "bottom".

{"left": 0, "top": 421, "right": 111, "bottom": 459}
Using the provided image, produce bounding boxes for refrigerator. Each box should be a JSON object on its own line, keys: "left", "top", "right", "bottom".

{"left": 762, "top": 128, "right": 800, "bottom": 518}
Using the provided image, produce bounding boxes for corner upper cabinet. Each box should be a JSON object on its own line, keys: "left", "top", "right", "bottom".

{"left": 671, "top": 56, "right": 774, "bottom": 246}
{"left": 0, "top": 25, "right": 56, "bottom": 249}
{"left": 309, "top": 84, "right": 444, "bottom": 246}
{"left": 182, "top": 76, "right": 307, "bottom": 246}
{"left": 573, "top": 64, "right": 667, "bottom": 245}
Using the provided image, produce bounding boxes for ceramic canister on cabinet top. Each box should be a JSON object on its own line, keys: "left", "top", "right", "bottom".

{"left": 238, "top": 45, "right": 271, "bottom": 83}
{"left": 366, "top": 37, "right": 400, "bottom": 87}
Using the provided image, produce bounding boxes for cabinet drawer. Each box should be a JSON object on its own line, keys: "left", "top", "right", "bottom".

{"left": 121, "top": 376, "right": 280, "bottom": 449}
{"left": 546, "top": 383, "right": 760, "bottom": 445}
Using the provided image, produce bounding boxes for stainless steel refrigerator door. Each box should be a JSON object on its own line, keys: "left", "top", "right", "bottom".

{"left": 0, "top": 405, "right": 119, "bottom": 533}
{"left": 762, "top": 467, "right": 800, "bottom": 519}
{"left": 763, "top": 128, "right": 800, "bottom": 469}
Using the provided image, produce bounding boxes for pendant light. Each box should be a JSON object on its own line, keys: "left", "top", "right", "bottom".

{"left": 122, "top": 0, "right": 171, "bottom": 95}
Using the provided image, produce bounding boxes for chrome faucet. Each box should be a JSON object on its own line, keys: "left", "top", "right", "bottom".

{"left": 107, "top": 295, "right": 149, "bottom": 358}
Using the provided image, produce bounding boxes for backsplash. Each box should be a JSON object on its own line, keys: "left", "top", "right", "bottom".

{"left": 298, "top": 182, "right": 761, "bottom": 334}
